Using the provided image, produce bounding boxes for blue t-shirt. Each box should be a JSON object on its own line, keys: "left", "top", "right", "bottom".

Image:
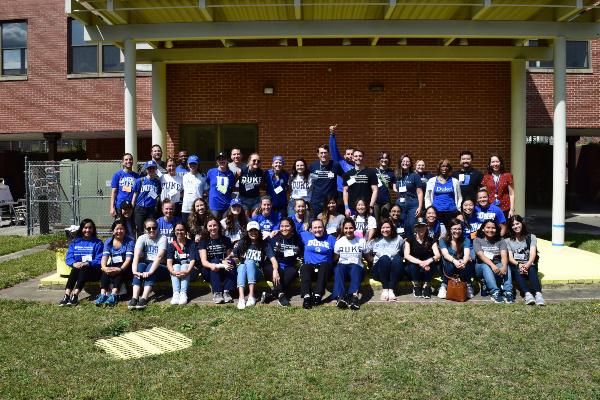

{"left": 269, "top": 233, "right": 303, "bottom": 270}
{"left": 396, "top": 171, "right": 421, "bottom": 206}
{"left": 206, "top": 168, "right": 235, "bottom": 211}
{"left": 66, "top": 237, "right": 103, "bottom": 268}
{"left": 166, "top": 238, "right": 198, "bottom": 264}
{"left": 252, "top": 212, "right": 281, "bottom": 234}
{"left": 329, "top": 133, "right": 354, "bottom": 193}
{"left": 156, "top": 216, "right": 181, "bottom": 240}
{"left": 197, "top": 236, "right": 232, "bottom": 263}
{"left": 375, "top": 167, "right": 396, "bottom": 204}
{"left": 102, "top": 236, "right": 135, "bottom": 266}
{"left": 176, "top": 165, "right": 189, "bottom": 177}
{"left": 238, "top": 167, "right": 263, "bottom": 198}
{"left": 111, "top": 170, "right": 139, "bottom": 210}
{"left": 300, "top": 231, "right": 336, "bottom": 265}
{"left": 439, "top": 237, "right": 472, "bottom": 258}
{"left": 432, "top": 179, "right": 456, "bottom": 212}
{"left": 475, "top": 204, "right": 506, "bottom": 226}
{"left": 463, "top": 213, "right": 479, "bottom": 242}
{"left": 133, "top": 176, "right": 161, "bottom": 208}
{"left": 265, "top": 169, "right": 290, "bottom": 209}
{"left": 308, "top": 160, "right": 343, "bottom": 204}
{"left": 291, "top": 215, "right": 308, "bottom": 234}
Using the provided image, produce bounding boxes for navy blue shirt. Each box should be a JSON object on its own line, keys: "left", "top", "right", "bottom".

{"left": 265, "top": 169, "right": 290, "bottom": 209}
{"left": 375, "top": 167, "right": 396, "bottom": 204}
{"left": 198, "top": 236, "right": 233, "bottom": 263}
{"left": 309, "top": 160, "right": 343, "bottom": 204}
{"left": 396, "top": 171, "right": 422, "bottom": 206}
{"left": 133, "top": 176, "right": 161, "bottom": 209}
{"left": 238, "top": 167, "right": 263, "bottom": 198}
{"left": 166, "top": 238, "right": 198, "bottom": 264}
{"left": 269, "top": 233, "right": 303, "bottom": 270}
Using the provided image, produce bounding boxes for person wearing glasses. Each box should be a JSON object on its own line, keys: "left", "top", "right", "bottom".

{"left": 236, "top": 153, "right": 264, "bottom": 217}
{"left": 374, "top": 151, "right": 396, "bottom": 223}
{"left": 394, "top": 154, "right": 423, "bottom": 238}
{"left": 128, "top": 218, "right": 167, "bottom": 310}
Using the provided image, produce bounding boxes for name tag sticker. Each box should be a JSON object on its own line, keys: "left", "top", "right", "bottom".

{"left": 147, "top": 253, "right": 156, "bottom": 261}
{"left": 326, "top": 227, "right": 337, "bottom": 234}
{"left": 284, "top": 249, "right": 295, "bottom": 257}
{"left": 377, "top": 179, "right": 383, "bottom": 187}
{"left": 397, "top": 227, "right": 404, "bottom": 234}
{"left": 148, "top": 191, "right": 157, "bottom": 199}
{"left": 81, "top": 255, "right": 92, "bottom": 262}
{"left": 347, "top": 177, "right": 356, "bottom": 186}
{"left": 245, "top": 183, "right": 255, "bottom": 191}
{"left": 111, "top": 255, "right": 123, "bottom": 264}
{"left": 297, "top": 189, "right": 307, "bottom": 197}
{"left": 327, "top": 172, "right": 334, "bottom": 179}
{"left": 483, "top": 251, "right": 495, "bottom": 260}
{"left": 229, "top": 233, "right": 241, "bottom": 242}
{"left": 348, "top": 256, "right": 359, "bottom": 265}
{"left": 274, "top": 186, "right": 284, "bottom": 194}
{"left": 168, "top": 189, "right": 178, "bottom": 197}
{"left": 399, "top": 198, "right": 406, "bottom": 203}
{"left": 398, "top": 186, "right": 407, "bottom": 193}
{"left": 123, "top": 186, "right": 132, "bottom": 193}
{"left": 514, "top": 253, "right": 526, "bottom": 261}
{"left": 459, "top": 174, "right": 465, "bottom": 182}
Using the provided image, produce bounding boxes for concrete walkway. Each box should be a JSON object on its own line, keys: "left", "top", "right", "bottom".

{"left": 0, "top": 244, "right": 49, "bottom": 264}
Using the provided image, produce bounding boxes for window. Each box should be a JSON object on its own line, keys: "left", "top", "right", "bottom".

{"left": 180, "top": 124, "right": 258, "bottom": 171}
{"left": 69, "top": 19, "right": 123, "bottom": 74}
{"left": 1, "top": 21, "right": 27, "bottom": 76}
{"left": 528, "top": 40, "right": 590, "bottom": 71}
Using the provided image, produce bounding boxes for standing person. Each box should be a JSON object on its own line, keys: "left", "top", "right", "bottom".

{"left": 373, "top": 151, "right": 396, "bottom": 222}
{"left": 288, "top": 158, "right": 312, "bottom": 217}
{"left": 252, "top": 196, "right": 281, "bottom": 238}
{"left": 290, "top": 198, "right": 310, "bottom": 234}
{"left": 505, "top": 215, "right": 545, "bottom": 305}
{"left": 308, "top": 144, "right": 344, "bottom": 217}
{"left": 110, "top": 153, "right": 139, "bottom": 218}
{"left": 474, "top": 219, "right": 514, "bottom": 304}
{"left": 176, "top": 150, "right": 189, "bottom": 177}
{"left": 128, "top": 218, "right": 168, "bottom": 310}
{"left": 394, "top": 154, "right": 423, "bottom": 238}
{"left": 438, "top": 218, "right": 475, "bottom": 300}
{"left": 198, "top": 216, "right": 234, "bottom": 304}
{"left": 352, "top": 198, "right": 377, "bottom": 241}
{"left": 96, "top": 219, "right": 134, "bottom": 307}
{"left": 333, "top": 218, "right": 368, "bottom": 310}
{"left": 228, "top": 147, "right": 246, "bottom": 197}
{"left": 232, "top": 221, "right": 276, "bottom": 310}
{"left": 142, "top": 144, "right": 166, "bottom": 177}
{"left": 481, "top": 154, "right": 515, "bottom": 219}
{"left": 265, "top": 156, "right": 290, "bottom": 216}
{"left": 404, "top": 217, "right": 441, "bottom": 299}
{"left": 117, "top": 200, "right": 136, "bottom": 240}
{"left": 160, "top": 157, "right": 183, "bottom": 216}
{"left": 414, "top": 159, "right": 434, "bottom": 188}
{"left": 206, "top": 152, "right": 235, "bottom": 220}
{"left": 166, "top": 222, "right": 197, "bottom": 305}
{"left": 156, "top": 200, "right": 180, "bottom": 241}
{"left": 475, "top": 188, "right": 507, "bottom": 236}
{"left": 342, "top": 148, "right": 378, "bottom": 217}
{"left": 58, "top": 219, "right": 103, "bottom": 306}
{"left": 132, "top": 160, "right": 162, "bottom": 237}
{"left": 328, "top": 124, "right": 354, "bottom": 206}
{"left": 299, "top": 219, "right": 337, "bottom": 309}
{"left": 187, "top": 197, "right": 210, "bottom": 243}
{"left": 389, "top": 204, "right": 406, "bottom": 238}
{"left": 364, "top": 218, "right": 404, "bottom": 302}
{"left": 452, "top": 150, "right": 483, "bottom": 202}
{"left": 220, "top": 198, "right": 247, "bottom": 244}
{"left": 237, "top": 152, "right": 264, "bottom": 217}
{"left": 263, "top": 217, "right": 303, "bottom": 306}
{"left": 181, "top": 155, "right": 207, "bottom": 223}
{"left": 424, "top": 159, "right": 462, "bottom": 225}
{"left": 318, "top": 194, "right": 345, "bottom": 236}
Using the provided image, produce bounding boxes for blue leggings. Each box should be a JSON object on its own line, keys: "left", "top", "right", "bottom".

{"left": 333, "top": 263, "right": 364, "bottom": 298}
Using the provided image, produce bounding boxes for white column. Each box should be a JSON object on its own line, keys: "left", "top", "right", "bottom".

{"left": 124, "top": 39, "right": 138, "bottom": 164}
{"left": 552, "top": 36, "right": 567, "bottom": 246}
{"left": 511, "top": 59, "right": 527, "bottom": 217}
{"left": 152, "top": 62, "right": 167, "bottom": 155}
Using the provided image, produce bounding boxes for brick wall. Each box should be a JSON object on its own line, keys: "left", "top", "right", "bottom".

{"left": 167, "top": 61, "right": 511, "bottom": 170}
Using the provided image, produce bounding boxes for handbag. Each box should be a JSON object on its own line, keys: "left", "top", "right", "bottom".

{"left": 444, "top": 271, "right": 468, "bottom": 302}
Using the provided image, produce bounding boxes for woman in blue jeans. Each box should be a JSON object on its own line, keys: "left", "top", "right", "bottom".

{"left": 232, "top": 221, "right": 276, "bottom": 310}
{"left": 505, "top": 215, "right": 545, "bottom": 306}
{"left": 438, "top": 218, "right": 474, "bottom": 300}
{"left": 365, "top": 218, "right": 404, "bottom": 302}
{"left": 403, "top": 217, "right": 440, "bottom": 299}
{"left": 394, "top": 154, "right": 423, "bottom": 238}
{"left": 166, "top": 222, "right": 197, "bottom": 306}
{"left": 333, "top": 218, "right": 368, "bottom": 310}
{"left": 473, "top": 219, "right": 514, "bottom": 304}
{"left": 199, "top": 216, "right": 234, "bottom": 305}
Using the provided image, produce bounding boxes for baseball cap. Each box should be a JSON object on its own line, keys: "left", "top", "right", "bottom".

{"left": 144, "top": 160, "right": 158, "bottom": 169}
{"left": 216, "top": 152, "right": 227, "bottom": 161}
{"left": 272, "top": 155, "right": 284, "bottom": 163}
{"left": 120, "top": 200, "right": 132, "bottom": 209}
{"left": 188, "top": 155, "right": 199, "bottom": 164}
{"left": 246, "top": 221, "right": 260, "bottom": 231}
{"left": 414, "top": 217, "right": 427, "bottom": 227}
{"left": 230, "top": 197, "right": 242, "bottom": 207}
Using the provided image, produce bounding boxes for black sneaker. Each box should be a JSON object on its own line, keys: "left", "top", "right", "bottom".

{"left": 261, "top": 291, "right": 275, "bottom": 304}
{"left": 422, "top": 286, "right": 432, "bottom": 299}
{"left": 336, "top": 296, "right": 349, "bottom": 309}
{"left": 58, "top": 294, "right": 69, "bottom": 307}
{"left": 136, "top": 297, "right": 149, "bottom": 309}
{"left": 127, "top": 298, "right": 138, "bottom": 310}
{"left": 277, "top": 294, "right": 291, "bottom": 307}
{"left": 302, "top": 295, "right": 313, "bottom": 309}
{"left": 67, "top": 293, "right": 79, "bottom": 306}
{"left": 350, "top": 295, "right": 360, "bottom": 310}
{"left": 313, "top": 294, "right": 322, "bottom": 306}
{"left": 412, "top": 286, "right": 423, "bottom": 298}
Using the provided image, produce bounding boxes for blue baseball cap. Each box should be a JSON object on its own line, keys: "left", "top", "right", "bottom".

{"left": 188, "top": 155, "right": 199, "bottom": 164}
{"left": 230, "top": 197, "right": 242, "bottom": 207}
{"left": 272, "top": 155, "right": 284, "bottom": 163}
{"left": 144, "top": 160, "right": 158, "bottom": 169}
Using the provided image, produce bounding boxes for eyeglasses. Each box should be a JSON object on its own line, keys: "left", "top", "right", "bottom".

{"left": 145, "top": 226, "right": 157, "bottom": 231}
{"left": 251, "top": 160, "right": 261, "bottom": 163}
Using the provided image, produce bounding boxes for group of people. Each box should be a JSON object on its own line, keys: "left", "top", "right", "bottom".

{"left": 58, "top": 126, "right": 545, "bottom": 310}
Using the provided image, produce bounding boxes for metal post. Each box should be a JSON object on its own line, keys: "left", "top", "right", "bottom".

{"left": 511, "top": 59, "right": 527, "bottom": 217}
{"left": 552, "top": 36, "right": 567, "bottom": 246}
{"left": 25, "top": 157, "right": 31, "bottom": 236}
{"left": 124, "top": 39, "right": 138, "bottom": 165}
{"left": 152, "top": 62, "right": 167, "bottom": 155}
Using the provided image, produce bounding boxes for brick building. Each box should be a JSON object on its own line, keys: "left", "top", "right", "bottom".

{"left": 1, "top": 0, "right": 600, "bottom": 244}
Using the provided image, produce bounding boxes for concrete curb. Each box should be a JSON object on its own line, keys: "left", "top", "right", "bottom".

{"left": 0, "top": 244, "right": 49, "bottom": 264}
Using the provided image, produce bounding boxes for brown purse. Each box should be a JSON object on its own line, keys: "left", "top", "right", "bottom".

{"left": 444, "top": 272, "right": 468, "bottom": 302}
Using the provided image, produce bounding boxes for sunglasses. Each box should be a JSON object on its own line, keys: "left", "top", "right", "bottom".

{"left": 146, "top": 226, "right": 157, "bottom": 231}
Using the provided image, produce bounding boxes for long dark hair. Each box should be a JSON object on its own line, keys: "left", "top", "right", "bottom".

{"left": 199, "top": 216, "right": 223, "bottom": 241}
{"left": 477, "top": 219, "right": 502, "bottom": 241}
{"left": 395, "top": 153, "right": 413, "bottom": 177}
{"left": 353, "top": 198, "right": 371, "bottom": 237}
{"left": 320, "top": 194, "right": 340, "bottom": 226}
{"left": 223, "top": 205, "right": 248, "bottom": 234}
{"left": 487, "top": 153, "right": 506, "bottom": 174}
{"left": 339, "top": 217, "right": 357, "bottom": 239}
{"left": 507, "top": 214, "right": 530, "bottom": 241}
{"left": 373, "top": 218, "right": 398, "bottom": 240}
{"left": 273, "top": 217, "right": 302, "bottom": 253}
{"left": 443, "top": 218, "right": 465, "bottom": 259}
{"left": 76, "top": 218, "right": 97, "bottom": 239}
{"left": 236, "top": 227, "right": 266, "bottom": 258}
{"left": 460, "top": 197, "right": 475, "bottom": 220}
{"left": 291, "top": 158, "right": 309, "bottom": 182}
{"left": 188, "top": 197, "right": 209, "bottom": 235}
{"left": 171, "top": 222, "right": 189, "bottom": 243}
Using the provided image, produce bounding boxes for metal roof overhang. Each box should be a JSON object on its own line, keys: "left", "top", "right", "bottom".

{"left": 66, "top": 1, "right": 600, "bottom": 62}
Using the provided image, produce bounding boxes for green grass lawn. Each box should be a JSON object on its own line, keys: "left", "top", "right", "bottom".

{"left": 0, "top": 300, "right": 598, "bottom": 399}
{"left": 539, "top": 233, "right": 600, "bottom": 255}
{"left": 0, "top": 250, "right": 56, "bottom": 290}
{"left": 0, "top": 233, "right": 62, "bottom": 256}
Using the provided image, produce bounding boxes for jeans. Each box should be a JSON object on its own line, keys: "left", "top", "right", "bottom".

{"left": 300, "top": 262, "right": 332, "bottom": 297}
{"left": 371, "top": 255, "right": 404, "bottom": 290}
{"left": 201, "top": 267, "right": 236, "bottom": 293}
{"left": 237, "top": 260, "right": 259, "bottom": 288}
{"left": 65, "top": 265, "right": 101, "bottom": 291}
{"left": 170, "top": 263, "right": 192, "bottom": 294}
{"left": 333, "top": 263, "right": 364, "bottom": 298}
{"left": 441, "top": 259, "right": 474, "bottom": 284}
{"left": 239, "top": 196, "right": 261, "bottom": 213}
{"left": 262, "top": 264, "right": 298, "bottom": 297}
{"left": 510, "top": 264, "right": 542, "bottom": 297}
{"left": 132, "top": 262, "right": 168, "bottom": 287}
{"left": 475, "top": 262, "right": 513, "bottom": 294}
{"left": 405, "top": 262, "right": 433, "bottom": 283}
{"left": 400, "top": 202, "right": 418, "bottom": 238}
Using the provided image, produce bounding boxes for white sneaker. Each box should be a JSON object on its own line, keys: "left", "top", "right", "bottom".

{"left": 178, "top": 292, "right": 188, "bottom": 305}
{"left": 524, "top": 292, "right": 536, "bottom": 305}
{"left": 246, "top": 296, "right": 256, "bottom": 307}
{"left": 170, "top": 292, "right": 180, "bottom": 305}
{"left": 437, "top": 284, "right": 447, "bottom": 299}
{"left": 466, "top": 284, "right": 474, "bottom": 299}
{"left": 388, "top": 289, "right": 397, "bottom": 302}
{"left": 237, "top": 298, "right": 246, "bottom": 310}
{"left": 535, "top": 292, "right": 546, "bottom": 306}
{"left": 380, "top": 289, "right": 389, "bottom": 301}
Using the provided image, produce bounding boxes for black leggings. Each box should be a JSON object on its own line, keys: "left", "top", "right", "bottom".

{"left": 300, "top": 263, "right": 333, "bottom": 297}
{"left": 134, "top": 206, "right": 156, "bottom": 237}
{"left": 262, "top": 264, "right": 298, "bottom": 297}
{"left": 65, "top": 266, "right": 101, "bottom": 291}
{"left": 100, "top": 271, "right": 125, "bottom": 292}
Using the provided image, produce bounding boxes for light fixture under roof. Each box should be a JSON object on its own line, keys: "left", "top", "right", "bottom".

{"left": 397, "top": 38, "right": 407, "bottom": 46}
{"left": 342, "top": 38, "right": 351, "bottom": 46}
{"left": 279, "top": 38, "right": 288, "bottom": 46}
{"left": 459, "top": 38, "right": 469, "bottom": 46}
